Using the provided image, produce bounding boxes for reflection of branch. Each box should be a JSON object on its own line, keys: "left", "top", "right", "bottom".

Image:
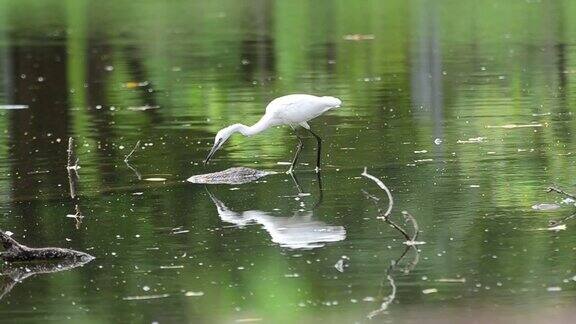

{"left": 66, "top": 137, "right": 80, "bottom": 170}
{"left": 367, "top": 244, "right": 420, "bottom": 319}
{"left": 124, "top": 141, "right": 142, "bottom": 180}
{"left": 0, "top": 257, "right": 94, "bottom": 300}
{"left": 361, "top": 167, "right": 393, "bottom": 218}
{"left": 66, "top": 205, "right": 84, "bottom": 229}
{"left": 361, "top": 168, "right": 421, "bottom": 319}
{"left": 66, "top": 137, "right": 80, "bottom": 199}
{"left": 401, "top": 211, "right": 419, "bottom": 242}
{"left": 367, "top": 262, "right": 396, "bottom": 319}
{"left": 124, "top": 140, "right": 140, "bottom": 163}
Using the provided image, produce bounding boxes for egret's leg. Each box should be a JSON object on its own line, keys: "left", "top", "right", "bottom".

{"left": 306, "top": 128, "right": 322, "bottom": 173}
{"left": 287, "top": 130, "right": 304, "bottom": 174}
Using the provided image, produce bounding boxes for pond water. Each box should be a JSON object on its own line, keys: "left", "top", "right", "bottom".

{"left": 1, "top": 0, "right": 576, "bottom": 322}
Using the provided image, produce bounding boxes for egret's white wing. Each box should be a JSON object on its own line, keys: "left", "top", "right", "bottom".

{"left": 266, "top": 94, "right": 340, "bottom": 125}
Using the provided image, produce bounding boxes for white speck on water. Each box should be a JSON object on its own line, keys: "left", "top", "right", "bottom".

{"left": 434, "top": 138, "right": 443, "bottom": 145}
{"left": 5, "top": 231, "right": 13, "bottom": 236}
{"left": 142, "top": 286, "right": 150, "bottom": 291}
{"left": 414, "top": 150, "right": 428, "bottom": 154}
{"left": 422, "top": 288, "right": 438, "bottom": 294}
{"left": 362, "top": 296, "right": 375, "bottom": 302}
{"left": 185, "top": 291, "right": 204, "bottom": 297}
{"left": 144, "top": 178, "right": 167, "bottom": 182}
{"left": 547, "top": 286, "right": 562, "bottom": 292}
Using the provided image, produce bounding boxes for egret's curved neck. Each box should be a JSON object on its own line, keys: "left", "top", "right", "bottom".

{"left": 234, "top": 115, "right": 275, "bottom": 137}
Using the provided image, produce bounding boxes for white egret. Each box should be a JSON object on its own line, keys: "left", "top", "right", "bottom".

{"left": 204, "top": 94, "right": 342, "bottom": 173}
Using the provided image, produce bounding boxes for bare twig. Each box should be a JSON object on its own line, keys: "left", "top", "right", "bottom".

{"left": 546, "top": 186, "right": 576, "bottom": 200}
{"left": 362, "top": 167, "right": 393, "bottom": 218}
{"left": 124, "top": 140, "right": 141, "bottom": 163}
{"left": 66, "top": 137, "right": 80, "bottom": 171}
{"left": 66, "top": 138, "right": 80, "bottom": 199}
{"left": 401, "top": 211, "right": 419, "bottom": 242}
{"left": 124, "top": 141, "right": 142, "bottom": 180}
{"left": 362, "top": 189, "right": 412, "bottom": 241}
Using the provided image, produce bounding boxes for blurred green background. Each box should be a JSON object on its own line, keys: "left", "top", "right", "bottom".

{"left": 1, "top": 0, "right": 576, "bottom": 322}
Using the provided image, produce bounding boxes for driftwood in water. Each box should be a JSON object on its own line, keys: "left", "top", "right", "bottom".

{"left": 0, "top": 231, "right": 94, "bottom": 262}
{"left": 187, "top": 167, "right": 275, "bottom": 185}
{"left": 0, "top": 257, "right": 93, "bottom": 300}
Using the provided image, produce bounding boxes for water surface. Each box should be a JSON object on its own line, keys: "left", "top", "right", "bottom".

{"left": 1, "top": 0, "right": 576, "bottom": 322}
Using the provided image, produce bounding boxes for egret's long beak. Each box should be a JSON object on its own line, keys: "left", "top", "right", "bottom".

{"left": 203, "top": 140, "right": 221, "bottom": 165}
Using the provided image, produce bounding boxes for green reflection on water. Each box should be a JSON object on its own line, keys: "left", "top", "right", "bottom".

{"left": 1, "top": 0, "right": 576, "bottom": 322}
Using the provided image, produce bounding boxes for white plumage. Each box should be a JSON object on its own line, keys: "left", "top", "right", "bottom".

{"left": 204, "top": 94, "right": 342, "bottom": 172}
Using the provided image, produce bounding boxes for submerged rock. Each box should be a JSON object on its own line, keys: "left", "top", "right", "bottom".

{"left": 0, "top": 231, "right": 94, "bottom": 262}
{"left": 187, "top": 167, "right": 275, "bottom": 185}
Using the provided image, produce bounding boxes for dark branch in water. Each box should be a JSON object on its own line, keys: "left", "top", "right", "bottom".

{"left": 547, "top": 186, "right": 576, "bottom": 200}
{"left": 361, "top": 167, "right": 393, "bottom": 218}
{"left": 362, "top": 189, "right": 411, "bottom": 241}
{"left": 361, "top": 168, "right": 421, "bottom": 319}
{"left": 0, "top": 231, "right": 94, "bottom": 262}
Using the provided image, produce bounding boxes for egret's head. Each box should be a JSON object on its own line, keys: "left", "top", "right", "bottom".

{"left": 203, "top": 125, "right": 238, "bottom": 165}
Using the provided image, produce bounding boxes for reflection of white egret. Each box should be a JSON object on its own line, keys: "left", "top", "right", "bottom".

{"left": 204, "top": 94, "right": 342, "bottom": 173}
{"left": 207, "top": 190, "right": 345, "bottom": 249}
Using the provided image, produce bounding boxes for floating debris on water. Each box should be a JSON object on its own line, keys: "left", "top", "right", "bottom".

{"left": 184, "top": 291, "right": 204, "bottom": 297}
{"left": 0, "top": 105, "right": 28, "bottom": 110}
{"left": 486, "top": 123, "right": 543, "bottom": 129}
{"left": 435, "top": 278, "right": 466, "bottom": 283}
{"left": 124, "top": 81, "right": 149, "bottom": 89}
{"left": 547, "top": 286, "right": 562, "bottom": 292}
{"left": 403, "top": 240, "right": 426, "bottom": 246}
{"left": 160, "top": 265, "right": 184, "bottom": 269}
{"left": 538, "top": 224, "right": 567, "bottom": 231}
{"left": 187, "top": 167, "right": 275, "bottom": 185}
{"left": 457, "top": 137, "right": 485, "bottom": 144}
{"left": 123, "top": 294, "right": 170, "bottom": 301}
{"left": 334, "top": 256, "right": 350, "bottom": 273}
{"left": 127, "top": 105, "right": 160, "bottom": 111}
{"left": 422, "top": 288, "right": 438, "bottom": 294}
{"left": 343, "top": 34, "right": 375, "bottom": 41}
{"left": 531, "top": 203, "right": 561, "bottom": 211}
{"left": 144, "top": 177, "right": 167, "bottom": 182}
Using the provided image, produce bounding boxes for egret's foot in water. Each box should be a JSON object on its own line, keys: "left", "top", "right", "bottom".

{"left": 286, "top": 167, "right": 294, "bottom": 175}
